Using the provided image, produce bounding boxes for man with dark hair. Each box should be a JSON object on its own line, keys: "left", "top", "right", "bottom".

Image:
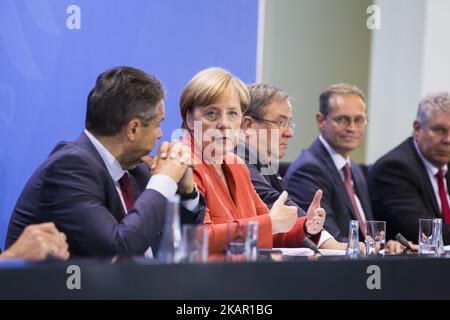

{"left": 6, "top": 67, "right": 204, "bottom": 257}
{"left": 283, "top": 83, "right": 405, "bottom": 253}
{"left": 283, "top": 83, "right": 371, "bottom": 242}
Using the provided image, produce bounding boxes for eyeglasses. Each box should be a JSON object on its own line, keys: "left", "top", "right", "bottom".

{"left": 330, "top": 115, "right": 368, "bottom": 128}
{"left": 252, "top": 117, "right": 296, "bottom": 129}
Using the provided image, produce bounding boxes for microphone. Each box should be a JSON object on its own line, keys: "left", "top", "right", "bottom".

{"left": 395, "top": 233, "right": 413, "bottom": 252}
{"left": 302, "top": 237, "right": 323, "bottom": 256}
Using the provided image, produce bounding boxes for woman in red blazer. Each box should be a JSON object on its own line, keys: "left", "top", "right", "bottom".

{"left": 179, "top": 67, "right": 326, "bottom": 254}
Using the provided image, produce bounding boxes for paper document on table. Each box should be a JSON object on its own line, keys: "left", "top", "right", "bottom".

{"left": 279, "top": 248, "right": 346, "bottom": 256}
{"left": 279, "top": 248, "right": 314, "bottom": 256}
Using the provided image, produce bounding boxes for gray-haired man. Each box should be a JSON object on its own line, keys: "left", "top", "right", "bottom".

{"left": 369, "top": 92, "right": 450, "bottom": 244}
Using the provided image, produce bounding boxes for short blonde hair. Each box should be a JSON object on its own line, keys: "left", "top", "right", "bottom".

{"left": 179, "top": 67, "right": 250, "bottom": 128}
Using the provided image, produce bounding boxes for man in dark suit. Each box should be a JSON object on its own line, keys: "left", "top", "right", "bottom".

{"left": 238, "top": 83, "right": 346, "bottom": 250}
{"left": 369, "top": 92, "right": 450, "bottom": 244}
{"left": 6, "top": 67, "right": 204, "bottom": 257}
{"left": 284, "top": 83, "right": 373, "bottom": 243}
{"left": 281, "top": 84, "right": 405, "bottom": 254}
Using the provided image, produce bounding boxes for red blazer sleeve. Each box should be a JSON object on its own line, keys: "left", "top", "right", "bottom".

{"left": 194, "top": 169, "right": 273, "bottom": 254}
{"left": 273, "top": 216, "right": 321, "bottom": 247}
{"left": 246, "top": 166, "right": 322, "bottom": 248}
{"left": 241, "top": 166, "right": 324, "bottom": 249}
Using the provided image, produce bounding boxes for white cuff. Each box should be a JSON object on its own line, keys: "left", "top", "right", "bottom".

{"left": 318, "top": 230, "right": 333, "bottom": 248}
{"left": 180, "top": 194, "right": 200, "bottom": 212}
{"left": 146, "top": 174, "right": 177, "bottom": 199}
{"left": 144, "top": 246, "right": 154, "bottom": 259}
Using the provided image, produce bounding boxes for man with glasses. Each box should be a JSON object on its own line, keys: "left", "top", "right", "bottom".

{"left": 369, "top": 92, "right": 450, "bottom": 244}
{"left": 283, "top": 83, "right": 405, "bottom": 252}
{"left": 239, "top": 83, "right": 347, "bottom": 250}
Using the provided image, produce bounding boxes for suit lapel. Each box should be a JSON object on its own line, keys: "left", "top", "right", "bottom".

{"left": 239, "top": 141, "right": 282, "bottom": 189}
{"left": 408, "top": 138, "right": 441, "bottom": 217}
{"left": 75, "top": 132, "right": 127, "bottom": 220}
{"left": 129, "top": 164, "right": 150, "bottom": 195}
{"left": 351, "top": 163, "right": 373, "bottom": 220}
{"left": 446, "top": 170, "right": 450, "bottom": 204}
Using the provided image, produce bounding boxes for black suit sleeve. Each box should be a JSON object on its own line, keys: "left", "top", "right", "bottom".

{"left": 246, "top": 163, "right": 305, "bottom": 216}
{"left": 32, "top": 153, "right": 203, "bottom": 256}
{"left": 285, "top": 162, "right": 347, "bottom": 242}
{"left": 179, "top": 197, "right": 206, "bottom": 225}
{"left": 130, "top": 164, "right": 205, "bottom": 226}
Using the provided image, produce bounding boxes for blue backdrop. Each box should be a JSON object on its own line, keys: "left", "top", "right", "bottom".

{"left": 0, "top": 0, "right": 258, "bottom": 249}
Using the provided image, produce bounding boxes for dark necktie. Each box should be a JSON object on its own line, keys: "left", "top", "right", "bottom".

{"left": 343, "top": 163, "right": 366, "bottom": 235}
{"left": 435, "top": 169, "right": 450, "bottom": 224}
{"left": 119, "top": 172, "right": 135, "bottom": 213}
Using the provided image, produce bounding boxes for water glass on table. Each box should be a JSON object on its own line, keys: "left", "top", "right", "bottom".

{"left": 180, "top": 225, "right": 208, "bottom": 263}
{"left": 226, "top": 221, "right": 259, "bottom": 261}
{"left": 418, "top": 218, "right": 442, "bottom": 256}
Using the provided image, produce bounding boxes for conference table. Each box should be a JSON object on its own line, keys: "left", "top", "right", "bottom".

{"left": 1, "top": 252, "right": 450, "bottom": 300}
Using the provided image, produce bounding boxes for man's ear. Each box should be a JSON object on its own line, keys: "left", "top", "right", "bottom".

{"left": 241, "top": 116, "right": 255, "bottom": 131}
{"left": 316, "top": 112, "right": 325, "bottom": 131}
{"left": 413, "top": 120, "right": 421, "bottom": 139}
{"left": 126, "top": 118, "right": 140, "bottom": 141}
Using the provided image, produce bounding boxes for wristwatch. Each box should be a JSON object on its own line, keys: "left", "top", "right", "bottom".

{"left": 179, "top": 183, "right": 199, "bottom": 201}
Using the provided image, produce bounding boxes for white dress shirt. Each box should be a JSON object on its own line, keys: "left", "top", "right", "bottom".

{"left": 319, "top": 135, "right": 367, "bottom": 223}
{"left": 413, "top": 138, "right": 450, "bottom": 212}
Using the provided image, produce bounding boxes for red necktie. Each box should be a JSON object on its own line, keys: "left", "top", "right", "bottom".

{"left": 343, "top": 163, "right": 366, "bottom": 235}
{"left": 119, "top": 173, "right": 135, "bottom": 213}
{"left": 435, "top": 169, "right": 450, "bottom": 224}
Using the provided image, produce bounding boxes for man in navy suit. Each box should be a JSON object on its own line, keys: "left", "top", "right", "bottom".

{"left": 369, "top": 92, "right": 450, "bottom": 244}
{"left": 6, "top": 67, "right": 204, "bottom": 257}
{"left": 283, "top": 83, "right": 404, "bottom": 252}
{"left": 238, "top": 83, "right": 346, "bottom": 250}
